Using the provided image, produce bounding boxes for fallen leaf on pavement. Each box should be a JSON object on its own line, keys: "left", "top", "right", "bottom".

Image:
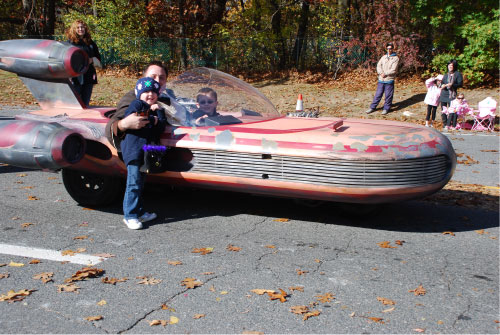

{"left": 65, "top": 267, "right": 104, "bottom": 283}
{"left": 27, "top": 195, "right": 39, "bottom": 200}
{"left": 377, "top": 241, "right": 397, "bottom": 248}
{"left": 251, "top": 289, "right": 275, "bottom": 295}
{"left": 33, "top": 272, "right": 54, "bottom": 283}
{"left": 149, "top": 319, "right": 168, "bottom": 326}
{"left": 8, "top": 261, "right": 24, "bottom": 267}
{"left": 226, "top": 244, "right": 242, "bottom": 252}
{"left": 169, "top": 316, "right": 179, "bottom": 324}
{"left": 289, "top": 286, "right": 304, "bottom": 292}
{"left": 137, "top": 277, "right": 162, "bottom": 285}
{"left": 56, "top": 283, "right": 80, "bottom": 293}
{"left": 316, "top": 292, "right": 335, "bottom": 303}
{"left": 201, "top": 272, "right": 215, "bottom": 275}
{"left": 273, "top": 218, "right": 289, "bottom": 222}
{"left": 61, "top": 249, "right": 85, "bottom": 256}
{"left": 291, "top": 305, "right": 309, "bottom": 314}
{"left": 167, "top": 260, "right": 183, "bottom": 266}
{"left": 73, "top": 235, "right": 88, "bottom": 240}
{"left": 192, "top": 248, "right": 213, "bottom": 255}
{"left": 0, "top": 289, "right": 35, "bottom": 302}
{"left": 296, "top": 269, "right": 309, "bottom": 275}
{"left": 0, "top": 273, "right": 9, "bottom": 279}
{"left": 475, "top": 229, "right": 488, "bottom": 235}
{"left": 442, "top": 231, "right": 455, "bottom": 236}
{"left": 377, "top": 297, "right": 396, "bottom": 305}
{"left": 181, "top": 277, "right": 202, "bottom": 289}
{"left": 382, "top": 307, "right": 395, "bottom": 313}
{"left": 93, "top": 253, "right": 115, "bottom": 258}
{"left": 97, "top": 300, "right": 106, "bottom": 306}
{"left": 413, "top": 328, "right": 425, "bottom": 333}
{"left": 193, "top": 314, "right": 205, "bottom": 319}
{"left": 21, "top": 222, "right": 34, "bottom": 228}
{"left": 267, "top": 288, "right": 288, "bottom": 302}
{"left": 102, "top": 277, "right": 127, "bottom": 285}
{"left": 367, "top": 317, "right": 385, "bottom": 323}
{"left": 265, "top": 245, "right": 275, "bottom": 249}
{"left": 409, "top": 285, "right": 426, "bottom": 296}
{"left": 29, "top": 259, "right": 40, "bottom": 264}
{"left": 395, "top": 240, "right": 405, "bottom": 246}
{"left": 303, "top": 310, "right": 321, "bottom": 320}
{"left": 84, "top": 315, "right": 102, "bottom": 321}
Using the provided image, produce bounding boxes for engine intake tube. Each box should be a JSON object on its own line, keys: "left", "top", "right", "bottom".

{"left": 0, "top": 39, "right": 88, "bottom": 79}
{"left": 0, "top": 120, "right": 86, "bottom": 170}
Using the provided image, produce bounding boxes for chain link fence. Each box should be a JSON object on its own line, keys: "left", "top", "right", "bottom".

{"left": 1, "top": 35, "right": 369, "bottom": 76}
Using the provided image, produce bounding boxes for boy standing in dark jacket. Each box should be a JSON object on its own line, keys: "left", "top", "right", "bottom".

{"left": 121, "top": 78, "right": 167, "bottom": 230}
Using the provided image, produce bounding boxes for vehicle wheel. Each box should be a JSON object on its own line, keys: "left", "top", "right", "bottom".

{"left": 62, "top": 169, "right": 123, "bottom": 206}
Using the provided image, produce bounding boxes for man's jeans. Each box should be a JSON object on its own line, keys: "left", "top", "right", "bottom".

{"left": 123, "top": 161, "right": 145, "bottom": 219}
{"left": 370, "top": 82, "right": 394, "bottom": 111}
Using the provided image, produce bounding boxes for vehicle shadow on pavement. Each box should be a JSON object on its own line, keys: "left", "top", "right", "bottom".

{"left": 391, "top": 93, "right": 426, "bottom": 112}
{"left": 0, "top": 165, "right": 38, "bottom": 174}
{"left": 95, "top": 185, "right": 499, "bottom": 234}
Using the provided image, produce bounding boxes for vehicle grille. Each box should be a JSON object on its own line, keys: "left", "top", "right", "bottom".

{"left": 190, "top": 149, "right": 450, "bottom": 188}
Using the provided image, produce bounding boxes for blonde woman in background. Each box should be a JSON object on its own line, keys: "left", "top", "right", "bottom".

{"left": 66, "top": 19, "right": 101, "bottom": 107}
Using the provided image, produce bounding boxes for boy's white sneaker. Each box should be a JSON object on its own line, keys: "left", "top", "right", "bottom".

{"left": 139, "top": 212, "right": 157, "bottom": 223}
{"left": 123, "top": 218, "right": 143, "bottom": 230}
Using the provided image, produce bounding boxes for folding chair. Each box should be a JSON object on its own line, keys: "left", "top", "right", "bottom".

{"left": 471, "top": 97, "right": 497, "bottom": 132}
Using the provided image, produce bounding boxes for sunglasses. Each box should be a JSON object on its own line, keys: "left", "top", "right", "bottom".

{"left": 457, "top": 97, "right": 464, "bottom": 100}
{"left": 198, "top": 99, "right": 215, "bottom": 105}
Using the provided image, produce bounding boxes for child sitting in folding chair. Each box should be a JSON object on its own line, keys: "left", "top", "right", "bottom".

{"left": 444, "top": 93, "right": 469, "bottom": 130}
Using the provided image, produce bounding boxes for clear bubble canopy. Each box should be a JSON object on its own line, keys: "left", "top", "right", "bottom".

{"left": 164, "top": 67, "right": 280, "bottom": 126}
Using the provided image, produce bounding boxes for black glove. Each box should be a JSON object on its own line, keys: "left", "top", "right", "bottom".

{"left": 158, "top": 96, "right": 171, "bottom": 105}
{"left": 156, "top": 108, "right": 166, "bottom": 122}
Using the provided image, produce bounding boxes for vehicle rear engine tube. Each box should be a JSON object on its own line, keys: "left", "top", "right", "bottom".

{"left": 0, "top": 120, "right": 86, "bottom": 170}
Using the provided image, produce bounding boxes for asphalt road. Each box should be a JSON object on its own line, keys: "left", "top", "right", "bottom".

{"left": 0, "top": 108, "right": 498, "bottom": 334}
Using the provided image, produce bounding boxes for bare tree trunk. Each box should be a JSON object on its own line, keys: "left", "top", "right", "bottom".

{"left": 177, "top": 0, "right": 188, "bottom": 69}
{"left": 270, "top": 0, "right": 286, "bottom": 70}
{"left": 22, "top": 0, "right": 39, "bottom": 36}
{"left": 46, "top": 0, "right": 55, "bottom": 35}
{"left": 292, "top": 0, "right": 309, "bottom": 69}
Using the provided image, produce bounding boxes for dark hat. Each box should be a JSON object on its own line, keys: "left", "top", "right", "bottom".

{"left": 135, "top": 77, "right": 160, "bottom": 99}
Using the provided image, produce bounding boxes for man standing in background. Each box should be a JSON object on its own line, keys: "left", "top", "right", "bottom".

{"left": 365, "top": 42, "right": 400, "bottom": 115}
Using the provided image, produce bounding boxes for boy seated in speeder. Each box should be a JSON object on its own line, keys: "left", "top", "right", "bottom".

{"left": 191, "top": 87, "right": 220, "bottom": 126}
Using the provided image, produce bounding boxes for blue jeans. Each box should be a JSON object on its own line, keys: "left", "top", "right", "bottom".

{"left": 370, "top": 82, "right": 394, "bottom": 111}
{"left": 123, "top": 160, "right": 145, "bottom": 219}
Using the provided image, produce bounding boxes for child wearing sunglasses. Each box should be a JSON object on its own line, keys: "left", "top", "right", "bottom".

{"left": 191, "top": 87, "right": 220, "bottom": 126}
{"left": 444, "top": 93, "right": 468, "bottom": 130}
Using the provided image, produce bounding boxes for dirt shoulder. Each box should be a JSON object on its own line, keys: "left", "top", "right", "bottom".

{"left": 0, "top": 70, "right": 498, "bottom": 130}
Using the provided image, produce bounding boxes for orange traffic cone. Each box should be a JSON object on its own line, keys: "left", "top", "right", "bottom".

{"left": 295, "top": 94, "right": 303, "bottom": 112}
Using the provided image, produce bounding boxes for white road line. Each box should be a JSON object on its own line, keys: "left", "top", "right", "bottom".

{"left": 0, "top": 244, "right": 103, "bottom": 265}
